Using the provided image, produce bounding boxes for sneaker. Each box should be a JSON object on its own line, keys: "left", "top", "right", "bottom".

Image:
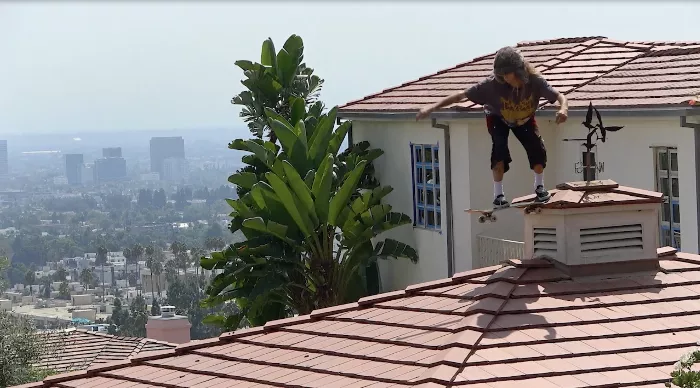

{"left": 535, "top": 185, "right": 551, "bottom": 203}
{"left": 493, "top": 194, "right": 510, "bottom": 209}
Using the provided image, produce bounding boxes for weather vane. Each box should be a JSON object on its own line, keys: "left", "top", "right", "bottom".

{"left": 563, "top": 102, "right": 624, "bottom": 184}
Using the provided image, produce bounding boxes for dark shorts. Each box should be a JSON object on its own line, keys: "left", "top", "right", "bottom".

{"left": 486, "top": 115, "right": 547, "bottom": 173}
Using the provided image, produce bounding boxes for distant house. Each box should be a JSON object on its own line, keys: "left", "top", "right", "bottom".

{"left": 17, "top": 181, "right": 700, "bottom": 387}
{"left": 337, "top": 36, "right": 700, "bottom": 290}
{"left": 38, "top": 328, "right": 174, "bottom": 373}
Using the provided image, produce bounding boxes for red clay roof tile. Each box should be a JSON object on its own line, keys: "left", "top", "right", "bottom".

{"left": 339, "top": 36, "right": 700, "bottom": 114}
{"left": 21, "top": 247, "right": 700, "bottom": 388}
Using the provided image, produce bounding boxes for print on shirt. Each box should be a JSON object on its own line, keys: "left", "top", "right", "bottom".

{"left": 500, "top": 94, "right": 535, "bottom": 125}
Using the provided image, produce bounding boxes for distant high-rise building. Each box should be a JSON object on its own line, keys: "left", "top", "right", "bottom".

{"left": 0, "top": 140, "right": 8, "bottom": 178}
{"left": 150, "top": 137, "right": 185, "bottom": 179}
{"left": 94, "top": 157, "right": 127, "bottom": 183}
{"left": 82, "top": 164, "right": 94, "bottom": 184}
{"left": 65, "top": 154, "right": 84, "bottom": 185}
{"left": 162, "top": 157, "right": 188, "bottom": 182}
{"left": 102, "top": 147, "right": 122, "bottom": 158}
{"left": 94, "top": 146, "right": 127, "bottom": 183}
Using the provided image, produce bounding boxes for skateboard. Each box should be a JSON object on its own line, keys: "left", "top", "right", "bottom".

{"left": 465, "top": 200, "right": 546, "bottom": 223}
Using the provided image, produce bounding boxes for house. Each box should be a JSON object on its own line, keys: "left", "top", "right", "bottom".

{"left": 15, "top": 181, "right": 700, "bottom": 387}
{"left": 37, "top": 328, "right": 175, "bottom": 373}
{"left": 337, "top": 36, "right": 700, "bottom": 291}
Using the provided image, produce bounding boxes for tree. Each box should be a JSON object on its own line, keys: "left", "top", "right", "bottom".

{"left": 130, "top": 244, "right": 144, "bottom": 295}
{"left": 151, "top": 259, "right": 163, "bottom": 298}
{"left": 204, "top": 237, "right": 226, "bottom": 252}
{"left": 666, "top": 350, "right": 700, "bottom": 387}
{"left": 95, "top": 246, "right": 108, "bottom": 300}
{"left": 150, "top": 298, "right": 160, "bottom": 316}
{"left": 24, "top": 270, "right": 36, "bottom": 295}
{"left": 57, "top": 281, "right": 70, "bottom": 300}
{"left": 0, "top": 256, "right": 9, "bottom": 292}
{"left": 144, "top": 245, "right": 158, "bottom": 303}
{"left": 79, "top": 268, "right": 92, "bottom": 292}
{"left": 153, "top": 189, "right": 167, "bottom": 209}
{"left": 171, "top": 241, "right": 188, "bottom": 280}
{"left": 231, "top": 34, "right": 323, "bottom": 142}
{"left": 0, "top": 312, "right": 65, "bottom": 386}
{"left": 202, "top": 38, "right": 417, "bottom": 329}
{"left": 52, "top": 266, "right": 68, "bottom": 283}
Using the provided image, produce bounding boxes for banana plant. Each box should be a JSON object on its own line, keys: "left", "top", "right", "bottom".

{"left": 202, "top": 103, "right": 418, "bottom": 330}
{"left": 231, "top": 34, "right": 324, "bottom": 141}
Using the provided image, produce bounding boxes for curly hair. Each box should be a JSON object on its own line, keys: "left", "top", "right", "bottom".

{"left": 493, "top": 46, "right": 538, "bottom": 84}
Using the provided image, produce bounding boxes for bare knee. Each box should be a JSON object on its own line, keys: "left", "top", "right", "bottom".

{"left": 533, "top": 164, "right": 544, "bottom": 174}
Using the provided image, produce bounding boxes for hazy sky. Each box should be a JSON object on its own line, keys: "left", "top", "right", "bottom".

{"left": 1, "top": 1, "right": 698, "bottom": 136}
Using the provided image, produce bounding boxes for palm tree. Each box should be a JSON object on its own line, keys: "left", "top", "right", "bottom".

{"left": 144, "top": 246, "right": 156, "bottom": 303}
{"left": 23, "top": 270, "right": 36, "bottom": 296}
{"left": 95, "top": 246, "right": 108, "bottom": 300}
{"left": 130, "top": 244, "right": 144, "bottom": 295}
{"left": 152, "top": 259, "right": 163, "bottom": 298}
{"left": 79, "top": 268, "right": 92, "bottom": 292}
{"left": 170, "top": 241, "right": 188, "bottom": 281}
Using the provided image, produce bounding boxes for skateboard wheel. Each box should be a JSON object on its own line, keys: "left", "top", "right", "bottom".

{"left": 491, "top": 215, "right": 497, "bottom": 222}
{"left": 478, "top": 216, "right": 486, "bottom": 223}
{"left": 535, "top": 208, "right": 542, "bottom": 214}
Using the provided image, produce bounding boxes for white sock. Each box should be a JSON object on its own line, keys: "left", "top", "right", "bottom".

{"left": 534, "top": 172, "right": 544, "bottom": 189}
{"left": 494, "top": 181, "right": 504, "bottom": 198}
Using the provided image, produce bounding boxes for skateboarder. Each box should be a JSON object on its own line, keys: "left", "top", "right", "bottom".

{"left": 416, "top": 46, "right": 569, "bottom": 208}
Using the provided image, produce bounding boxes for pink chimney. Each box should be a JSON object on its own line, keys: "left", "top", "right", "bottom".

{"left": 145, "top": 305, "right": 191, "bottom": 344}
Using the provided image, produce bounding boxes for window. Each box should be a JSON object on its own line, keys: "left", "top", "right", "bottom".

{"left": 654, "top": 147, "right": 680, "bottom": 249}
{"left": 582, "top": 151, "right": 597, "bottom": 181}
{"left": 410, "top": 144, "right": 441, "bottom": 230}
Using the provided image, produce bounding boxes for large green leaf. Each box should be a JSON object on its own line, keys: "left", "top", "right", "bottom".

{"left": 276, "top": 49, "right": 297, "bottom": 87}
{"left": 269, "top": 119, "right": 298, "bottom": 155}
{"left": 290, "top": 97, "right": 305, "bottom": 126}
{"left": 328, "top": 160, "right": 367, "bottom": 226}
{"left": 312, "top": 154, "right": 334, "bottom": 223}
{"left": 327, "top": 121, "right": 351, "bottom": 157}
{"left": 266, "top": 172, "right": 313, "bottom": 237}
{"left": 264, "top": 108, "right": 294, "bottom": 131}
{"left": 282, "top": 34, "right": 304, "bottom": 65}
{"left": 374, "top": 238, "right": 418, "bottom": 262}
{"left": 228, "top": 172, "right": 258, "bottom": 190}
{"left": 282, "top": 161, "right": 317, "bottom": 226}
{"left": 261, "top": 38, "right": 277, "bottom": 69}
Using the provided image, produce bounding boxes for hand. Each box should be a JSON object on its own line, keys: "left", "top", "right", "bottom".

{"left": 555, "top": 108, "right": 568, "bottom": 124}
{"left": 416, "top": 106, "right": 433, "bottom": 121}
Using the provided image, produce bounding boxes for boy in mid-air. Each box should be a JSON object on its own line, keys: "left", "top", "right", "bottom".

{"left": 416, "top": 46, "right": 568, "bottom": 208}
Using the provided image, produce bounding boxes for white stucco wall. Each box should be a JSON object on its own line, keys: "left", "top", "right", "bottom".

{"left": 351, "top": 114, "right": 698, "bottom": 289}
{"left": 461, "top": 115, "right": 697, "bottom": 259}
{"left": 351, "top": 120, "right": 449, "bottom": 291}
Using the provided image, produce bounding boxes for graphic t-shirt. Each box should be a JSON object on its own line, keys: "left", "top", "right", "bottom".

{"left": 465, "top": 74, "right": 559, "bottom": 127}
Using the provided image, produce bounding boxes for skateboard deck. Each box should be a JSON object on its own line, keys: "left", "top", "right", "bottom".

{"left": 465, "top": 199, "right": 547, "bottom": 223}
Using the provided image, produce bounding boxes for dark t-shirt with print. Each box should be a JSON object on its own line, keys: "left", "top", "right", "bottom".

{"left": 465, "top": 73, "right": 559, "bottom": 127}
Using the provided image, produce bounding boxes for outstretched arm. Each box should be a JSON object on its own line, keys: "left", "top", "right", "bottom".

{"left": 416, "top": 91, "right": 468, "bottom": 121}
{"left": 555, "top": 92, "right": 568, "bottom": 124}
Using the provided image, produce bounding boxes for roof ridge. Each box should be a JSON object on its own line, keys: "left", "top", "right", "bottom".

{"left": 537, "top": 39, "right": 652, "bottom": 110}
{"left": 516, "top": 36, "right": 607, "bottom": 48}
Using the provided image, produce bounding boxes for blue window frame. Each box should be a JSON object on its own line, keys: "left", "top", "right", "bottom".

{"left": 654, "top": 147, "right": 680, "bottom": 249}
{"left": 410, "top": 143, "right": 441, "bottom": 230}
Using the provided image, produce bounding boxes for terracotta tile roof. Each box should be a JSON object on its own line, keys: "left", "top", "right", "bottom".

{"left": 339, "top": 36, "right": 700, "bottom": 113}
{"left": 19, "top": 247, "right": 700, "bottom": 387}
{"left": 512, "top": 179, "right": 664, "bottom": 209}
{"left": 38, "top": 329, "right": 175, "bottom": 373}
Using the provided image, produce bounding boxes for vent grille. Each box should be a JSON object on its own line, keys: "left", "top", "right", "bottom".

{"left": 580, "top": 224, "right": 643, "bottom": 253}
{"left": 533, "top": 227, "right": 557, "bottom": 257}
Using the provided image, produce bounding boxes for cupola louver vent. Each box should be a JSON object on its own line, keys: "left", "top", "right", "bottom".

{"left": 533, "top": 227, "right": 557, "bottom": 257}
{"left": 580, "top": 224, "right": 644, "bottom": 254}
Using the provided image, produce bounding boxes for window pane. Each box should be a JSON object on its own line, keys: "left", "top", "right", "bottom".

{"left": 663, "top": 202, "right": 670, "bottom": 222}
{"left": 435, "top": 167, "right": 440, "bottom": 185}
{"left": 415, "top": 146, "right": 423, "bottom": 163}
{"left": 661, "top": 228, "right": 671, "bottom": 246}
{"left": 427, "top": 210, "right": 435, "bottom": 227}
{"left": 672, "top": 178, "right": 679, "bottom": 198}
{"left": 417, "top": 188, "right": 425, "bottom": 205}
{"left": 424, "top": 147, "right": 432, "bottom": 163}
{"left": 416, "top": 167, "right": 424, "bottom": 184}
{"left": 660, "top": 178, "right": 669, "bottom": 196}
{"left": 418, "top": 208, "right": 425, "bottom": 226}
{"left": 426, "top": 169, "right": 434, "bottom": 184}
{"left": 673, "top": 203, "right": 681, "bottom": 224}
{"left": 671, "top": 151, "right": 678, "bottom": 172}
{"left": 426, "top": 189, "right": 434, "bottom": 206}
{"left": 433, "top": 147, "right": 439, "bottom": 164}
{"left": 436, "top": 188, "right": 441, "bottom": 206}
{"left": 658, "top": 151, "right": 668, "bottom": 171}
{"left": 436, "top": 211, "right": 442, "bottom": 228}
